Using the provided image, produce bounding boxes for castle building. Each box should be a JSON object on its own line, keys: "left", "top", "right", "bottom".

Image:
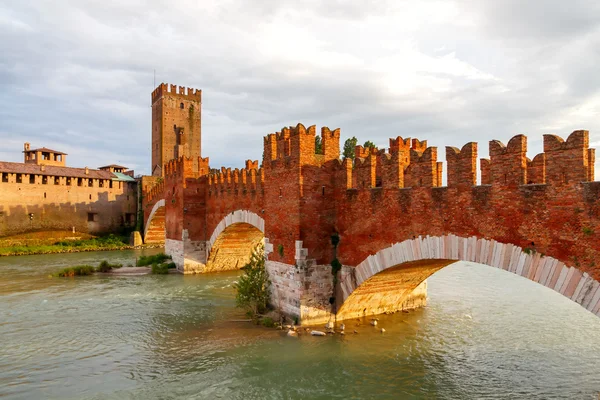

{"left": 0, "top": 143, "right": 138, "bottom": 236}
{"left": 151, "top": 83, "right": 202, "bottom": 176}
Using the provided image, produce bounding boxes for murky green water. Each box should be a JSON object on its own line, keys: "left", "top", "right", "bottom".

{"left": 1, "top": 250, "right": 599, "bottom": 399}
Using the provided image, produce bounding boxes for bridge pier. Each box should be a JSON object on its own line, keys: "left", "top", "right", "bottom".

{"left": 265, "top": 258, "right": 429, "bottom": 326}
{"left": 266, "top": 260, "right": 334, "bottom": 325}
{"left": 165, "top": 229, "right": 208, "bottom": 274}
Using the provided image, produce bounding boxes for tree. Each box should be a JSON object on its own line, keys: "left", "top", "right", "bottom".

{"left": 315, "top": 135, "right": 323, "bottom": 154}
{"left": 363, "top": 140, "right": 377, "bottom": 151}
{"left": 343, "top": 136, "right": 358, "bottom": 159}
{"left": 234, "top": 244, "right": 271, "bottom": 319}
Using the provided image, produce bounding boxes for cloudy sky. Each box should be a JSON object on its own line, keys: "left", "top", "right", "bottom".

{"left": 1, "top": 0, "right": 599, "bottom": 179}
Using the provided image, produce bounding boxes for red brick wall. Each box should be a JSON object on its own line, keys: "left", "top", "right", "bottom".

{"left": 162, "top": 126, "right": 600, "bottom": 282}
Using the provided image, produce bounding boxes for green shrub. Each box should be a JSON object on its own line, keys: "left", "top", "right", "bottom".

{"left": 137, "top": 253, "right": 171, "bottom": 267}
{"left": 96, "top": 260, "right": 123, "bottom": 272}
{"left": 151, "top": 263, "right": 169, "bottom": 274}
{"left": 261, "top": 317, "right": 275, "bottom": 328}
{"left": 166, "top": 262, "right": 177, "bottom": 269}
{"left": 235, "top": 244, "right": 271, "bottom": 319}
{"left": 55, "top": 265, "right": 96, "bottom": 277}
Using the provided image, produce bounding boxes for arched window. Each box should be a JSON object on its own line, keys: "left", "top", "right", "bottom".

{"left": 180, "top": 102, "right": 184, "bottom": 109}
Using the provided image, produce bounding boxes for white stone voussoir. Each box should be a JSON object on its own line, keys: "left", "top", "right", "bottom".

{"left": 343, "top": 234, "right": 600, "bottom": 318}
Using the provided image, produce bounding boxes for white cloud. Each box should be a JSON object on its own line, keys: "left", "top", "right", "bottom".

{"left": 0, "top": 0, "right": 598, "bottom": 180}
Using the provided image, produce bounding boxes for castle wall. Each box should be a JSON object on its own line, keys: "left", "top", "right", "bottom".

{"left": 158, "top": 125, "right": 600, "bottom": 285}
{"left": 151, "top": 124, "right": 600, "bottom": 322}
{"left": 0, "top": 173, "right": 137, "bottom": 236}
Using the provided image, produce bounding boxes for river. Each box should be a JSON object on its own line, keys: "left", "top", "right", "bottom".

{"left": 1, "top": 249, "right": 599, "bottom": 399}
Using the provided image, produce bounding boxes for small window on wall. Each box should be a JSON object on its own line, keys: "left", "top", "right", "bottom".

{"left": 88, "top": 213, "right": 97, "bottom": 222}
{"left": 66, "top": 177, "right": 72, "bottom": 186}
{"left": 29, "top": 175, "right": 35, "bottom": 184}
{"left": 16, "top": 174, "right": 22, "bottom": 183}
{"left": 180, "top": 102, "right": 184, "bottom": 109}
{"left": 99, "top": 180, "right": 104, "bottom": 188}
{"left": 77, "top": 178, "right": 83, "bottom": 186}
{"left": 54, "top": 176, "right": 60, "bottom": 185}
{"left": 1, "top": 173, "right": 8, "bottom": 183}
{"left": 42, "top": 176, "right": 48, "bottom": 185}
{"left": 88, "top": 179, "right": 93, "bottom": 187}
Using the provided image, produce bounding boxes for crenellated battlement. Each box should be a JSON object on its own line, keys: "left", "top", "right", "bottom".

{"left": 480, "top": 131, "right": 595, "bottom": 187}
{"left": 446, "top": 143, "right": 477, "bottom": 187}
{"left": 206, "top": 159, "right": 264, "bottom": 195}
{"left": 161, "top": 156, "right": 209, "bottom": 188}
{"left": 389, "top": 136, "right": 412, "bottom": 154}
{"left": 405, "top": 146, "right": 443, "bottom": 188}
{"left": 155, "top": 119, "right": 600, "bottom": 291}
{"left": 263, "top": 123, "right": 340, "bottom": 166}
{"left": 411, "top": 138, "right": 428, "bottom": 153}
{"left": 151, "top": 83, "right": 202, "bottom": 104}
{"left": 543, "top": 130, "right": 595, "bottom": 183}
{"left": 145, "top": 179, "right": 165, "bottom": 203}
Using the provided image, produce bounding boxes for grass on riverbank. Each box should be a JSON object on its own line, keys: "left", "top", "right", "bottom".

{"left": 137, "top": 253, "right": 171, "bottom": 266}
{"left": 54, "top": 265, "right": 97, "bottom": 277}
{"left": 54, "top": 257, "right": 174, "bottom": 277}
{"left": 0, "top": 233, "right": 134, "bottom": 256}
{"left": 96, "top": 260, "right": 124, "bottom": 273}
{"left": 151, "top": 261, "right": 177, "bottom": 274}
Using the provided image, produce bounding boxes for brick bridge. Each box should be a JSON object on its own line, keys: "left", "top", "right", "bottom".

{"left": 142, "top": 125, "right": 600, "bottom": 324}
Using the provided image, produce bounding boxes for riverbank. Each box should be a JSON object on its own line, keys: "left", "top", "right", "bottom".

{"left": 0, "top": 244, "right": 164, "bottom": 257}
{"left": 0, "top": 231, "right": 163, "bottom": 257}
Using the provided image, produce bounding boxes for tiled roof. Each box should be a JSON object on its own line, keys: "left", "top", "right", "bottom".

{"left": 99, "top": 164, "right": 128, "bottom": 169}
{"left": 23, "top": 147, "right": 68, "bottom": 155}
{"left": 0, "top": 161, "right": 114, "bottom": 179}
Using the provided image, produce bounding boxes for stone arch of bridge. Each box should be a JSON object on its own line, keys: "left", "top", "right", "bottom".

{"left": 143, "top": 199, "right": 165, "bottom": 244}
{"left": 205, "top": 210, "right": 265, "bottom": 272}
{"left": 336, "top": 234, "right": 600, "bottom": 321}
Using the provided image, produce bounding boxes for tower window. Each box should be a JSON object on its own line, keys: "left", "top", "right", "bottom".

{"left": 180, "top": 102, "right": 184, "bottom": 109}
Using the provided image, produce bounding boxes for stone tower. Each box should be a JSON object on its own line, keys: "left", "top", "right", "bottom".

{"left": 151, "top": 83, "right": 202, "bottom": 176}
